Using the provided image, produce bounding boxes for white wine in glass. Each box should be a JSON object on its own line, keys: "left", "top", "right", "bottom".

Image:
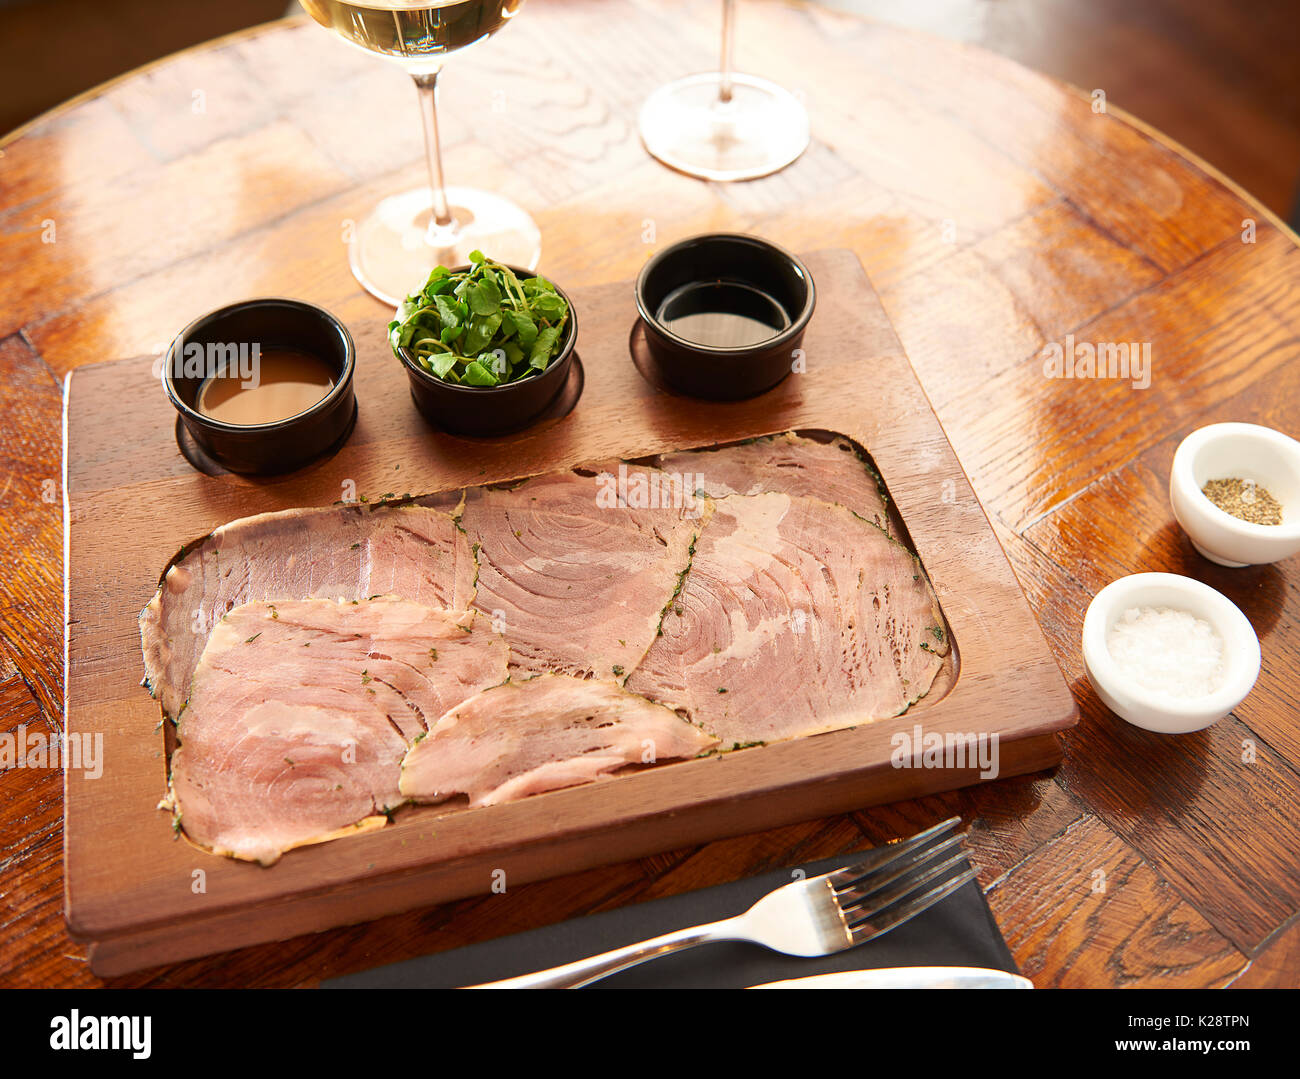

{"left": 300, "top": 0, "right": 541, "bottom": 305}
{"left": 639, "top": 0, "right": 809, "bottom": 181}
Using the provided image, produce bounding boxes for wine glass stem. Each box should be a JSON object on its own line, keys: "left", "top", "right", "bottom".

{"left": 413, "top": 70, "right": 457, "bottom": 246}
{"left": 719, "top": 0, "right": 736, "bottom": 104}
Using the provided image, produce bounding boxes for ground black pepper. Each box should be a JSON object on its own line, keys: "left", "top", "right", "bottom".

{"left": 1201, "top": 477, "right": 1283, "bottom": 525}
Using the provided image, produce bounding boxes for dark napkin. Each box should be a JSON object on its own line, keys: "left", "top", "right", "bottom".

{"left": 324, "top": 852, "right": 1018, "bottom": 988}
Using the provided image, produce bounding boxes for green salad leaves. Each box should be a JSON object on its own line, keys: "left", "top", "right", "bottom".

{"left": 388, "top": 251, "right": 571, "bottom": 387}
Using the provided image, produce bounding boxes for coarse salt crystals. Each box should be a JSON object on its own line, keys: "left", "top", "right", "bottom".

{"left": 1105, "top": 606, "right": 1226, "bottom": 698}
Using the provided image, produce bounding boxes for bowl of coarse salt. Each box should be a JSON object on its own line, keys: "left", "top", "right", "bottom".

{"left": 1170, "top": 422, "right": 1300, "bottom": 567}
{"left": 1082, "top": 572, "right": 1260, "bottom": 734}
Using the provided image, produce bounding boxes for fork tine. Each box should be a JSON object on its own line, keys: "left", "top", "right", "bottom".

{"left": 847, "top": 866, "right": 979, "bottom": 944}
{"left": 840, "top": 848, "right": 972, "bottom": 924}
{"left": 830, "top": 834, "right": 966, "bottom": 911}
{"left": 823, "top": 816, "right": 961, "bottom": 888}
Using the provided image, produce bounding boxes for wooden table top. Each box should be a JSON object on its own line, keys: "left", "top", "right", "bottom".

{"left": 2, "top": 0, "right": 1297, "bottom": 988}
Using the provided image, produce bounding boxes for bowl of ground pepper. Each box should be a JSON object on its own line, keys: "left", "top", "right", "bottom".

{"left": 1170, "top": 422, "right": 1300, "bottom": 567}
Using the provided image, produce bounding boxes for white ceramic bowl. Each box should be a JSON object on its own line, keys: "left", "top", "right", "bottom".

{"left": 1081, "top": 572, "right": 1260, "bottom": 734}
{"left": 1170, "top": 422, "right": 1300, "bottom": 567}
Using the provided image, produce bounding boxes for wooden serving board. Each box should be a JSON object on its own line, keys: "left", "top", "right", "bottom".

{"left": 63, "top": 248, "right": 1077, "bottom": 975}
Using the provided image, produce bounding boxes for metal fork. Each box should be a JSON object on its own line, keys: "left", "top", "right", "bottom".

{"left": 467, "top": 817, "right": 976, "bottom": 988}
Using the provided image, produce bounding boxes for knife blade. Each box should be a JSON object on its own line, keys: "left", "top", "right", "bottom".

{"left": 746, "top": 966, "right": 1033, "bottom": 989}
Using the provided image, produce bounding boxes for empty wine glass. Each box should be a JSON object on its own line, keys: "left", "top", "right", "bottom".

{"left": 300, "top": 0, "right": 541, "bottom": 306}
{"left": 638, "top": 0, "right": 810, "bottom": 182}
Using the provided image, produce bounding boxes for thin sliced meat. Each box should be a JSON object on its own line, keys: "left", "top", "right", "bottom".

{"left": 625, "top": 493, "right": 949, "bottom": 746}
{"left": 457, "top": 469, "right": 709, "bottom": 681}
{"left": 165, "top": 597, "right": 507, "bottom": 864}
{"left": 399, "top": 673, "right": 717, "bottom": 807}
{"left": 140, "top": 504, "right": 476, "bottom": 719}
{"left": 654, "top": 431, "right": 891, "bottom": 534}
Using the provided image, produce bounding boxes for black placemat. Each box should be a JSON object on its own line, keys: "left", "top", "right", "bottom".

{"left": 324, "top": 852, "right": 1018, "bottom": 988}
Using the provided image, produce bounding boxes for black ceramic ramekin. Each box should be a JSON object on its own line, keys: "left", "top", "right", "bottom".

{"left": 163, "top": 298, "right": 356, "bottom": 474}
{"left": 394, "top": 265, "right": 578, "bottom": 438}
{"left": 635, "top": 233, "right": 816, "bottom": 400}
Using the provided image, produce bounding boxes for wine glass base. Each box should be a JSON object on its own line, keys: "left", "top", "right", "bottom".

{"left": 638, "top": 72, "right": 810, "bottom": 182}
{"left": 349, "top": 186, "right": 542, "bottom": 306}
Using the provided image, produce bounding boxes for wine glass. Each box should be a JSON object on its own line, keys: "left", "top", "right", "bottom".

{"left": 638, "top": 0, "right": 809, "bottom": 182}
{"left": 300, "top": 0, "right": 541, "bottom": 306}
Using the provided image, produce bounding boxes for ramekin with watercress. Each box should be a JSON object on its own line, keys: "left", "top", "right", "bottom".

{"left": 389, "top": 252, "right": 572, "bottom": 387}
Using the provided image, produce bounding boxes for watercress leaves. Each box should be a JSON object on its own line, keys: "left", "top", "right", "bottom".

{"left": 388, "top": 255, "right": 570, "bottom": 387}
{"left": 530, "top": 325, "right": 560, "bottom": 370}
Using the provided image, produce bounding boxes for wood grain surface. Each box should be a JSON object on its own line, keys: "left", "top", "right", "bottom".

{"left": 1, "top": 0, "right": 1297, "bottom": 987}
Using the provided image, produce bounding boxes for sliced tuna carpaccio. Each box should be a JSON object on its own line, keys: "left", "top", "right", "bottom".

{"left": 654, "top": 432, "right": 891, "bottom": 534}
{"left": 140, "top": 504, "right": 476, "bottom": 719}
{"left": 457, "top": 469, "right": 710, "bottom": 681}
{"left": 399, "top": 673, "right": 717, "bottom": 807}
{"left": 625, "top": 492, "right": 949, "bottom": 746}
{"left": 166, "top": 597, "right": 508, "bottom": 864}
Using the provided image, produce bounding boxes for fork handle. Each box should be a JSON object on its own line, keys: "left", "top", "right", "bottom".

{"left": 466, "top": 916, "right": 746, "bottom": 988}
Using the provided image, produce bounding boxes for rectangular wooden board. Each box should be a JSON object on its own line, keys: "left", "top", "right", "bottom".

{"left": 63, "top": 249, "right": 1077, "bottom": 975}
